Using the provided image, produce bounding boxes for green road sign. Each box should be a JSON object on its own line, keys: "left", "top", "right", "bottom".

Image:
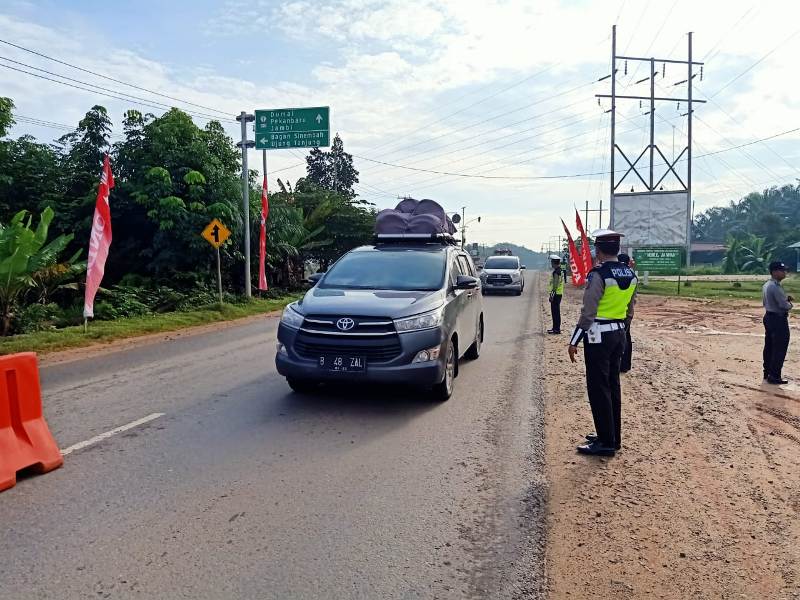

{"left": 254, "top": 107, "right": 330, "bottom": 150}
{"left": 633, "top": 247, "right": 684, "bottom": 273}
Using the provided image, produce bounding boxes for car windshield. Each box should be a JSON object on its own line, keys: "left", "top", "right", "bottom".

{"left": 484, "top": 257, "right": 519, "bottom": 270}
{"left": 320, "top": 249, "right": 447, "bottom": 291}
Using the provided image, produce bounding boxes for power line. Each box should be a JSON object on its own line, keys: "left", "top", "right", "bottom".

{"left": 0, "top": 62, "right": 224, "bottom": 123}
{"left": 366, "top": 80, "right": 597, "bottom": 163}
{"left": 708, "top": 28, "right": 800, "bottom": 99}
{"left": 355, "top": 123, "right": 800, "bottom": 182}
{"left": 0, "top": 55, "right": 226, "bottom": 121}
{"left": 360, "top": 97, "right": 591, "bottom": 178}
{"left": 0, "top": 37, "right": 234, "bottom": 119}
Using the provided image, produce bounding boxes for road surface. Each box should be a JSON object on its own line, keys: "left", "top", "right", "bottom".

{"left": 1, "top": 282, "right": 546, "bottom": 599}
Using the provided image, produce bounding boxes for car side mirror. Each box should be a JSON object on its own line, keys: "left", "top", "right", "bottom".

{"left": 307, "top": 273, "right": 324, "bottom": 285}
{"left": 455, "top": 275, "right": 479, "bottom": 290}
{"left": 521, "top": 265, "right": 527, "bottom": 270}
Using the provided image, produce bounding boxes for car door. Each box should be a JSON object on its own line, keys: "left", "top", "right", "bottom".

{"left": 456, "top": 253, "right": 479, "bottom": 347}
{"left": 448, "top": 255, "right": 469, "bottom": 352}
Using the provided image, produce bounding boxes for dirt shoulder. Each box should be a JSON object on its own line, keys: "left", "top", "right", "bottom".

{"left": 542, "top": 286, "right": 799, "bottom": 599}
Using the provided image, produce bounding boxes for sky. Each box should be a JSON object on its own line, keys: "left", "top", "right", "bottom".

{"left": 1, "top": 0, "right": 799, "bottom": 252}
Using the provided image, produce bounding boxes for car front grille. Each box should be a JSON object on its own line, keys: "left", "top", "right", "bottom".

{"left": 294, "top": 315, "right": 402, "bottom": 363}
{"left": 487, "top": 274, "right": 513, "bottom": 284}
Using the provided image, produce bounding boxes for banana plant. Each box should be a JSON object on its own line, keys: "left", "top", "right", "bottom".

{"left": 0, "top": 207, "right": 79, "bottom": 335}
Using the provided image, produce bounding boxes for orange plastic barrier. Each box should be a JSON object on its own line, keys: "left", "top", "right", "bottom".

{"left": 0, "top": 352, "right": 62, "bottom": 492}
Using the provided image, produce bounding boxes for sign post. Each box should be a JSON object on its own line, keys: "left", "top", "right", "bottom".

{"left": 202, "top": 218, "right": 231, "bottom": 305}
{"left": 254, "top": 107, "right": 330, "bottom": 150}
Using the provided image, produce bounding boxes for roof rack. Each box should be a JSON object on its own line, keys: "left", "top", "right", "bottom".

{"left": 374, "top": 233, "right": 457, "bottom": 246}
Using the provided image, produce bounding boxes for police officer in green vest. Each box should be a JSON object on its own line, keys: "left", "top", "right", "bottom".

{"left": 548, "top": 254, "right": 564, "bottom": 334}
{"left": 568, "top": 229, "right": 637, "bottom": 456}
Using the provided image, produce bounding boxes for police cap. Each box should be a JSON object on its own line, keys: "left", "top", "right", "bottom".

{"left": 549, "top": 254, "right": 562, "bottom": 261}
{"left": 769, "top": 261, "right": 787, "bottom": 273}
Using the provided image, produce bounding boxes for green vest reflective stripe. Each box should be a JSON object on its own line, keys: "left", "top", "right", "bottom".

{"left": 594, "top": 263, "right": 637, "bottom": 320}
{"left": 552, "top": 270, "right": 564, "bottom": 295}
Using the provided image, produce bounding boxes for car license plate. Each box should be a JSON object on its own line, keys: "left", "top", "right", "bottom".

{"left": 319, "top": 355, "right": 366, "bottom": 372}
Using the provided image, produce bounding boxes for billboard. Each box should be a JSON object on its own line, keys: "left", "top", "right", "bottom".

{"left": 611, "top": 191, "right": 689, "bottom": 246}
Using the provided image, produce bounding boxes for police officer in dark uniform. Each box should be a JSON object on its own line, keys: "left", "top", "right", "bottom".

{"left": 548, "top": 255, "right": 564, "bottom": 334}
{"left": 568, "top": 229, "right": 638, "bottom": 456}
{"left": 617, "top": 253, "right": 635, "bottom": 373}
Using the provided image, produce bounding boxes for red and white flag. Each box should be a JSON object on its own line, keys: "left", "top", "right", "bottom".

{"left": 561, "top": 219, "right": 586, "bottom": 286}
{"left": 575, "top": 210, "right": 593, "bottom": 277}
{"left": 83, "top": 154, "right": 114, "bottom": 318}
{"left": 258, "top": 174, "right": 269, "bottom": 291}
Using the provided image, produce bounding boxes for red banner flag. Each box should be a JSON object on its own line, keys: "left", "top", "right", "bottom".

{"left": 258, "top": 174, "right": 269, "bottom": 291}
{"left": 83, "top": 154, "right": 114, "bottom": 318}
{"left": 575, "top": 210, "right": 593, "bottom": 276}
{"left": 561, "top": 219, "right": 586, "bottom": 286}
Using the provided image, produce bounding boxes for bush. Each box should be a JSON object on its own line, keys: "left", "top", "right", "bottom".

{"left": 15, "top": 303, "right": 61, "bottom": 334}
{"left": 683, "top": 281, "right": 692, "bottom": 287}
{"left": 732, "top": 282, "right": 742, "bottom": 288}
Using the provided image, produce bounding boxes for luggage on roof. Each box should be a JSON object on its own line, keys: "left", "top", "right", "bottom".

{"left": 375, "top": 198, "right": 457, "bottom": 236}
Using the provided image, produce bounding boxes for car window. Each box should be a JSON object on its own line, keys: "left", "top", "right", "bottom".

{"left": 484, "top": 257, "right": 519, "bottom": 270}
{"left": 457, "top": 255, "right": 474, "bottom": 277}
{"left": 449, "top": 256, "right": 463, "bottom": 287}
{"left": 320, "top": 249, "right": 446, "bottom": 291}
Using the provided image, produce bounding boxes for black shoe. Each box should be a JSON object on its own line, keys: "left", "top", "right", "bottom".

{"left": 546, "top": 329, "right": 561, "bottom": 335}
{"left": 766, "top": 376, "right": 789, "bottom": 385}
{"left": 585, "top": 433, "right": 621, "bottom": 450}
{"left": 576, "top": 441, "right": 616, "bottom": 456}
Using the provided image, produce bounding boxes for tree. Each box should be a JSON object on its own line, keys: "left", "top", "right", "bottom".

{"left": 53, "top": 105, "right": 113, "bottom": 239}
{"left": 0, "top": 207, "right": 81, "bottom": 335}
{"left": 0, "top": 97, "right": 14, "bottom": 138}
{"left": 740, "top": 235, "right": 775, "bottom": 273}
{"left": 305, "top": 134, "right": 359, "bottom": 199}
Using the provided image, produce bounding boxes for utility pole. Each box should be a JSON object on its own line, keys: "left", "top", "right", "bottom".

{"left": 597, "top": 27, "right": 704, "bottom": 264}
{"left": 236, "top": 111, "right": 255, "bottom": 298}
{"left": 461, "top": 206, "right": 466, "bottom": 247}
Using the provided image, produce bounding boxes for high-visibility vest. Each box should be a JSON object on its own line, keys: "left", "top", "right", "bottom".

{"left": 593, "top": 262, "right": 637, "bottom": 320}
{"left": 551, "top": 269, "right": 564, "bottom": 295}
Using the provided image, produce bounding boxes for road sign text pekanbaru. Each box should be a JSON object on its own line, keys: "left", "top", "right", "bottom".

{"left": 201, "top": 218, "right": 231, "bottom": 249}
{"left": 254, "top": 107, "right": 330, "bottom": 149}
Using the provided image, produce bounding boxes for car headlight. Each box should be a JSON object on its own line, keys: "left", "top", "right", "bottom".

{"left": 511, "top": 272, "right": 521, "bottom": 281}
{"left": 394, "top": 307, "right": 444, "bottom": 332}
{"left": 280, "top": 303, "right": 304, "bottom": 329}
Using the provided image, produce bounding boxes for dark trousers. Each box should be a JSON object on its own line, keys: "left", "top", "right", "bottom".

{"left": 620, "top": 322, "right": 633, "bottom": 372}
{"left": 584, "top": 329, "right": 625, "bottom": 447}
{"left": 550, "top": 294, "right": 562, "bottom": 332}
{"left": 763, "top": 312, "right": 790, "bottom": 379}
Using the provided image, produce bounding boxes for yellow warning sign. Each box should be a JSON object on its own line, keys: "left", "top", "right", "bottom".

{"left": 201, "top": 218, "right": 231, "bottom": 249}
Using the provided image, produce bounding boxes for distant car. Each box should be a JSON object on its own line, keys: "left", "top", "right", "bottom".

{"left": 275, "top": 233, "right": 485, "bottom": 401}
{"left": 480, "top": 255, "right": 525, "bottom": 295}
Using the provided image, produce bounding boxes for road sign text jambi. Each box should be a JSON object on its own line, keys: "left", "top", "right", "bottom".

{"left": 255, "top": 107, "right": 330, "bottom": 149}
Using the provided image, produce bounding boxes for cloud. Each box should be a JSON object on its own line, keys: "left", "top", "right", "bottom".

{"left": 3, "top": 0, "right": 800, "bottom": 251}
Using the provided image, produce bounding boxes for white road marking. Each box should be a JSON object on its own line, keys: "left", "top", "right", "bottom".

{"left": 60, "top": 412, "right": 165, "bottom": 456}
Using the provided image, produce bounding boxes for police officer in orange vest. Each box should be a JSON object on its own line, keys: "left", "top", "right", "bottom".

{"left": 568, "top": 229, "right": 638, "bottom": 456}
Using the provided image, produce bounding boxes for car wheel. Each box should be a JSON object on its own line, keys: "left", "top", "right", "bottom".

{"left": 465, "top": 317, "right": 483, "bottom": 360}
{"left": 287, "top": 378, "right": 318, "bottom": 394}
{"left": 431, "top": 339, "right": 456, "bottom": 401}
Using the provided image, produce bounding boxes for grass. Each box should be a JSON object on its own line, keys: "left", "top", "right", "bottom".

{"left": 638, "top": 276, "right": 800, "bottom": 302}
{"left": 0, "top": 295, "right": 301, "bottom": 356}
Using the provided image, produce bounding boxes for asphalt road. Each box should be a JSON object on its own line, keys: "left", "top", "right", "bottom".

{"left": 1, "top": 281, "right": 547, "bottom": 600}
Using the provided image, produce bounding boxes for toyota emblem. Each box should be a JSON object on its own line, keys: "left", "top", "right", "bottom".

{"left": 336, "top": 318, "right": 355, "bottom": 331}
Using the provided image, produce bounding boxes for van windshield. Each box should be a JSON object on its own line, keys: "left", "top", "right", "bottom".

{"left": 320, "top": 250, "right": 447, "bottom": 291}
{"left": 484, "top": 257, "right": 519, "bottom": 270}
